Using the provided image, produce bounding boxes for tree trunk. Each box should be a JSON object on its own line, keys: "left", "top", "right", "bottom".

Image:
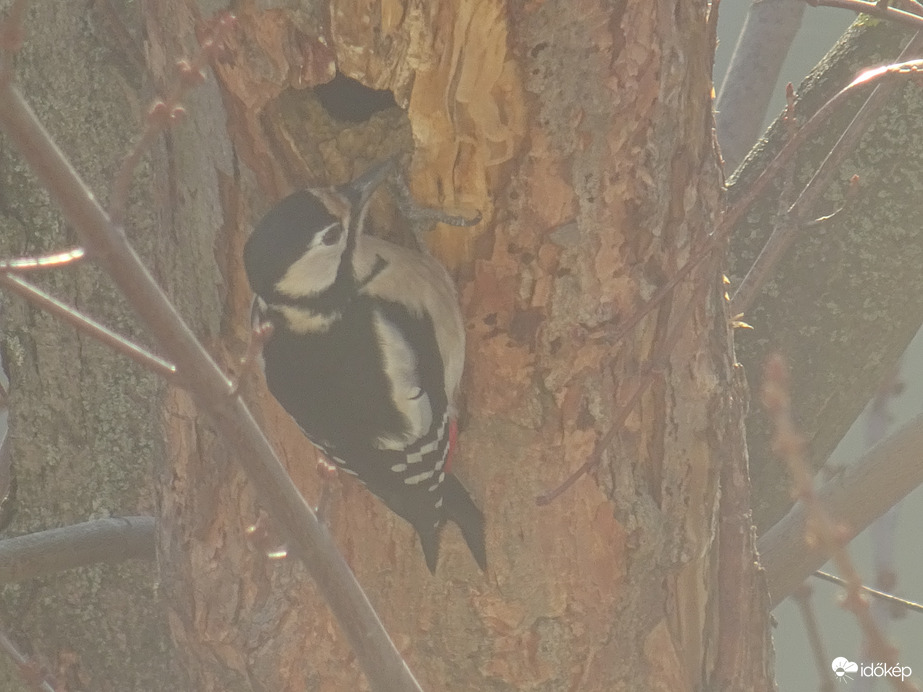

{"left": 727, "top": 21, "right": 923, "bottom": 533}
{"left": 149, "top": 1, "right": 762, "bottom": 689}
{"left": 2, "top": 1, "right": 772, "bottom": 690}
{"left": 0, "top": 2, "right": 177, "bottom": 690}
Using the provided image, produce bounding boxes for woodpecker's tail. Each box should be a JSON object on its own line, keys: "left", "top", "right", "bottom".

{"left": 415, "top": 474, "right": 486, "bottom": 573}
{"left": 443, "top": 473, "right": 487, "bottom": 571}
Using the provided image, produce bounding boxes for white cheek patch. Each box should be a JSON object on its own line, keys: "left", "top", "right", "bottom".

{"left": 371, "top": 310, "right": 433, "bottom": 449}
{"left": 275, "top": 305, "right": 340, "bottom": 333}
{"left": 275, "top": 223, "right": 345, "bottom": 299}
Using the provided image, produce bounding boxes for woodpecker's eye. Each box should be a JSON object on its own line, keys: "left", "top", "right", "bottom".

{"left": 321, "top": 225, "right": 342, "bottom": 246}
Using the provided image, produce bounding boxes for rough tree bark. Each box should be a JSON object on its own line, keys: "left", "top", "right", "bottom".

{"left": 1, "top": 1, "right": 771, "bottom": 690}
{"left": 728, "top": 20, "right": 923, "bottom": 533}
{"left": 0, "top": 1, "right": 177, "bottom": 690}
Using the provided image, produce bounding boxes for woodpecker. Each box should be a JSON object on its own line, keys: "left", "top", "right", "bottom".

{"left": 243, "top": 159, "right": 486, "bottom": 573}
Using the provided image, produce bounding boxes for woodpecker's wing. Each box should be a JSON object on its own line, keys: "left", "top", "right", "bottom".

{"left": 353, "top": 237, "right": 465, "bottom": 412}
{"left": 368, "top": 308, "right": 434, "bottom": 450}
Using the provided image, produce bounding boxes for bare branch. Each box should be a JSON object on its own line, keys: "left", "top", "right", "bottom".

{"left": 790, "top": 32, "right": 923, "bottom": 221}
{"left": 0, "top": 247, "right": 86, "bottom": 271}
{"left": 760, "top": 355, "right": 911, "bottom": 688}
{"left": 0, "top": 516, "right": 155, "bottom": 583}
{"left": 725, "top": 58, "right": 923, "bottom": 246}
{"left": 0, "top": 28, "right": 423, "bottom": 692}
{"left": 732, "top": 34, "right": 923, "bottom": 315}
{"left": 0, "top": 273, "right": 178, "bottom": 382}
{"left": 109, "top": 14, "right": 235, "bottom": 225}
{"left": 621, "top": 33, "right": 923, "bottom": 342}
{"left": 716, "top": 0, "right": 806, "bottom": 172}
{"left": 807, "top": 0, "right": 923, "bottom": 29}
{"left": 814, "top": 570, "right": 923, "bottom": 614}
{"left": 760, "top": 412, "right": 923, "bottom": 607}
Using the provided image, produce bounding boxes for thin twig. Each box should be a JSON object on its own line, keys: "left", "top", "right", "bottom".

{"left": 627, "top": 58, "right": 923, "bottom": 342}
{"left": 814, "top": 570, "right": 923, "bottom": 614}
{"left": 229, "top": 303, "right": 274, "bottom": 396}
{"left": 761, "top": 356, "right": 912, "bottom": 690}
{"left": 760, "top": 412, "right": 923, "bottom": 607}
{"left": 807, "top": 0, "right": 923, "bottom": 30}
{"left": 732, "top": 34, "right": 923, "bottom": 316}
{"left": 0, "top": 25, "right": 423, "bottom": 692}
{"left": 715, "top": 0, "right": 806, "bottom": 172}
{"left": 109, "top": 13, "right": 236, "bottom": 225}
{"left": 0, "top": 247, "right": 86, "bottom": 271}
{"left": 791, "top": 32, "right": 923, "bottom": 222}
{"left": 538, "top": 268, "right": 711, "bottom": 505}
{"left": 536, "top": 372, "right": 648, "bottom": 505}
{"left": 0, "top": 273, "right": 178, "bottom": 382}
{"left": 724, "top": 58, "right": 923, "bottom": 242}
{"left": 792, "top": 584, "right": 836, "bottom": 692}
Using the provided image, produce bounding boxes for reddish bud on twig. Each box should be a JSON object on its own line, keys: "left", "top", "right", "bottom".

{"left": 147, "top": 101, "right": 171, "bottom": 127}
{"left": 176, "top": 59, "right": 206, "bottom": 88}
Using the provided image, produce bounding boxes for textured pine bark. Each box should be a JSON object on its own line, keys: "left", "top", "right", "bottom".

{"left": 0, "top": 0, "right": 769, "bottom": 690}
{"left": 727, "top": 20, "right": 923, "bottom": 534}
{"left": 0, "top": 2, "right": 176, "bottom": 690}
{"left": 146, "top": 1, "right": 758, "bottom": 690}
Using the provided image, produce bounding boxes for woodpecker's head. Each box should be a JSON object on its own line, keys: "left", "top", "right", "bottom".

{"left": 243, "top": 158, "right": 393, "bottom": 303}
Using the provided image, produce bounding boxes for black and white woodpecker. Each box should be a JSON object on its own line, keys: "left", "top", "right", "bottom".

{"left": 243, "top": 159, "right": 486, "bottom": 573}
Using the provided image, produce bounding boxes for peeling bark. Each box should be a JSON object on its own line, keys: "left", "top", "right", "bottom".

{"left": 0, "top": 0, "right": 770, "bottom": 690}
{"left": 151, "top": 1, "right": 759, "bottom": 689}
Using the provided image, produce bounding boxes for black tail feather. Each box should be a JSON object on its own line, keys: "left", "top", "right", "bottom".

{"left": 418, "top": 528, "right": 441, "bottom": 574}
{"left": 441, "top": 474, "right": 487, "bottom": 571}
{"left": 412, "top": 474, "right": 486, "bottom": 573}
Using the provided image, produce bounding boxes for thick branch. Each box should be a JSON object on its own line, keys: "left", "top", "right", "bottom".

{"left": 716, "top": 0, "right": 805, "bottom": 172}
{"left": 727, "top": 19, "right": 923, "bottom": 532}
{"left": 0, "top": 516, "right": 154, "bottom": 583}
{"left": 759, "top": 414, "right": 923, "bottom": 607}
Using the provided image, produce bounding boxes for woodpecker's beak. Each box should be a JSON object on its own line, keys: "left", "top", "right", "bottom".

{"left": 346, "top": 157, "right": 395, "bottom": 209}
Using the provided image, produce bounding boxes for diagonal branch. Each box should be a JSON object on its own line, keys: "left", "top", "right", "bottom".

{"left": 759, "top": 409, "right": 923, "bottom": 609}
{"left": 807, "top": 0, "right": 923, "bottom": 30}
{"left": 0, "top": 247, "right": 86, "bottom": 271}
{"left": 731, "top": 34, "right": 923, "bottom": 316}
{"left": 0, "top": 272, "right": 178, "bottom": 382}
{"left": 605, "top": 58, "right": 923, "bottom": 351}
{"left": 0, "top": 36, "right": 422, "bottom": 692}
{"left": 724, "top": 58, "right": 923, "bottom": 244}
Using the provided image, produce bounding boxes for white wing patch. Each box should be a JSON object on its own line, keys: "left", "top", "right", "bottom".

{"left": 372, "top": 310, "right": 433, "bottom": 449}
{"left": 354, "top": 237, "right": 465, "bottom": 411}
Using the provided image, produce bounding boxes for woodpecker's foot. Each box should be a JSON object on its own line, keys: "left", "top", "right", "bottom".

{"left": 229, "top": 304, "right": 275, "bottom": 396}
{"left": 388, "top": 173, "right": 481, "bottom": 245}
